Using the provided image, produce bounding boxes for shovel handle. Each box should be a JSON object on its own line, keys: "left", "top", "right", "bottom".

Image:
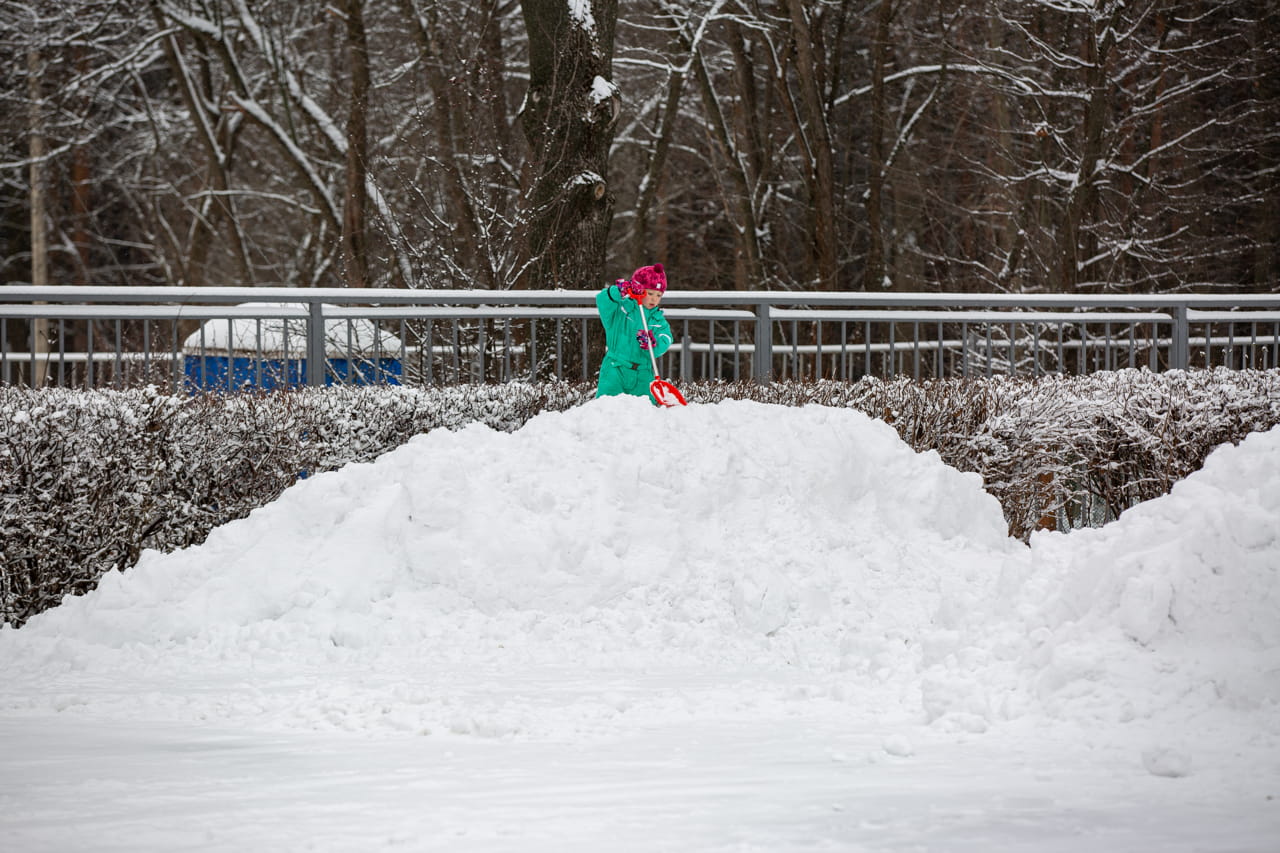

{"left": 637, "top": 303, "right": 662, "bottom": 378}
{"left": 638, "top": 304, "right": 686, "bottom": 406}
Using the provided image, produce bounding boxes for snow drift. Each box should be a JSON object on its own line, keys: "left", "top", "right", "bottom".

{"left": 921, "top": 423, "right": 1280, "bottom": 736}
{"left": 2, "top": 397, "right": 1277, "bottom": 744}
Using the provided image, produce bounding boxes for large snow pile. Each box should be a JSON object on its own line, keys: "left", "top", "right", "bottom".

{"left": 1031, "top": 427, "right": 1279, "bottom": 712}
{"left": 922, "top": 424, "right": 1280, "bottom": 744}
{"left": 2, "top": 398, "right": 1277, "bottom": 746}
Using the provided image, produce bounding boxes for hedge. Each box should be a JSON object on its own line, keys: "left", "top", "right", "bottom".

{"left": 3, "top": 369, "right": 1277, "bottom": 626}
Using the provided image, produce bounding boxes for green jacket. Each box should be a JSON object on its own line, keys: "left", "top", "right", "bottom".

{"left": 595, "top": 284, "right": 674, "bottom": 398}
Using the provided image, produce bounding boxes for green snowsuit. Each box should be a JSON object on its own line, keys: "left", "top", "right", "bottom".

{"left": 594, "top": 284, "right": 674, "bottom": 400}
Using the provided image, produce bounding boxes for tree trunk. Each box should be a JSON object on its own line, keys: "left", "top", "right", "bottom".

{"left": 148, "top": 1, "right": 252, "bottom": 287}
{"left": 864, "top": 0, "right": 894, "bottom": 292}
{"left": 518, "top": 0, "right": 618, "bottom": 289}
{"left": 398, "top": 0, "right": 501, "bottom": 289}
{"left": 1249, "top": 2, "right": 1279, "bottom": 288}
{"left": 28, "top": 46, "right": 48, "bottom": 386}
{"left": 689, "top": 39, "right": 764, "bottom": 288}
{"left": 631, "top": 65, "right": 685, "bottom": 263}
{"left": 1058, "top": 1, "right": 1122, "bottom": 292}
{"left": 69, "top": 43, "right": 92, "bottom": 286}
{"left": 786, "top": 0, "right": 840, "bottom": 291}
{"left": 341, "top": 0, "right": 371, "bottom": 288}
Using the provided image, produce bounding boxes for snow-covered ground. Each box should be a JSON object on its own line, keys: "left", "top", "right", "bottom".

{"left": 2, "top": 397, "right": 1278, "bottom": 852}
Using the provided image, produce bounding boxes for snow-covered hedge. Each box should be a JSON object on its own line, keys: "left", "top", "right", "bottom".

{"left": 3, "top": 369, "right": 1278, "bottom": 626}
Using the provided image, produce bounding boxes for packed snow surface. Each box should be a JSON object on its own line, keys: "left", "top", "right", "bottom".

{"left": 2, "top": 397, "right": 1278, "bottom": 851}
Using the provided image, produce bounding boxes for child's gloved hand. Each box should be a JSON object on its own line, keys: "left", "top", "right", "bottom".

{"left": 617, "top": 279, "right": 646, "bottom": 300}
{"left": 636, "top": 330, "right": 656, "bottom": 350}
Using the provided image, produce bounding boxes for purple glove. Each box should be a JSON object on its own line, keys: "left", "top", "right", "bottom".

{"left": 636, "top": 330, "right": 656, "bottom": 350}
{"left": 617, "top": 279, "right": 645, "bottom": 300}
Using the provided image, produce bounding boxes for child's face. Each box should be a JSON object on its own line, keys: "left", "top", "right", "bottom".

{"left": 641, "top": 289, "right": 663, "bottom": 309}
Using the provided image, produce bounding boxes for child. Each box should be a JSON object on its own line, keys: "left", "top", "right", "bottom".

{"left": 595, "top": 263, "right": 674, "bottom": 401}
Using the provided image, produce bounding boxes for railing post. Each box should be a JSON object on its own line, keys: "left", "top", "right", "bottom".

{"left": 753, "top": 303, "right": 773, "bottom": 384}
{"left": 306, "top": 301, "right": 325, "bottom": 387}
{"left": 1171, "top": 304, "right": 1189, "bottom": 371}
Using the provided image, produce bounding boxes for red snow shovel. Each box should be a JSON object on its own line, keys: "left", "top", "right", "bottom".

{"left": 638, "top": 303, "right": 687, "bottom": 407}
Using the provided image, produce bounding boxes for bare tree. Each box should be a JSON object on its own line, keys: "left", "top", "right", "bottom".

{"left": 862, "top": 0, "right": 895, "bottom": 292}
{"left": 517, "top": 0, "right": 619, "bottom": 289}
{"left": 2, "top": 0, "right": 1277, "bottom": 298}
{"left": 341, "top": 0, "right": 371, "bottom": 288}
{"left": 782, "top": 0, "right": 841, "bottom": 290}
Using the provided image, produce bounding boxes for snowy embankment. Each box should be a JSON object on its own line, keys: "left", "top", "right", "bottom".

{"left": 3, "top": 397, "right": 1276, "bottom": 741}
{"left": 922, "top": 421, "right": 1280, "bottom": 749}
{"left": 2, "top": 399, "right": 1012, "bottom": 733}
{"left": 1, "top": 397, "right": 1277, "bottom": 851}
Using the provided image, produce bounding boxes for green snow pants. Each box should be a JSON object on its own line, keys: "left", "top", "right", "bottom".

{"left": 595, "top": 353, "right": 655, "bottom": 400}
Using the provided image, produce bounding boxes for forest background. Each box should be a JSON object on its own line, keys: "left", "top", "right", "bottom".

{"left": 1, "top": 0, "right": 1277, "bottom": 296}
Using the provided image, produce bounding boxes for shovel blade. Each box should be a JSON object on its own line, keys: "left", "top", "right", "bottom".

{"left": 650, "top": 379, "right": 687, "bottom": 407}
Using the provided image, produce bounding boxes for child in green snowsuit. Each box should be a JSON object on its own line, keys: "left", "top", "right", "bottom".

{"left": 595, "top": 263, "right": 674, "bottom": 401}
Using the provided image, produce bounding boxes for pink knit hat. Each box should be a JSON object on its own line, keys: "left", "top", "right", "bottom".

{"left": 631, "top": 263, "right": 667, "bottom": 293}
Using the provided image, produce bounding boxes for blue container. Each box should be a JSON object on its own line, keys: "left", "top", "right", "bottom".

{"left": 183, "top": 355, "right": 401, "bottom": 393}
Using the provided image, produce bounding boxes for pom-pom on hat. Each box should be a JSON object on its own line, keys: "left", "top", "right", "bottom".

{"left": 631, "top": 263, "right": 667, "bottom": 293}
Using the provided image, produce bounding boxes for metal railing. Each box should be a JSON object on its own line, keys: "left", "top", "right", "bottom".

{"left": 2, "top": 286, "right": 1279, "bottom": 391}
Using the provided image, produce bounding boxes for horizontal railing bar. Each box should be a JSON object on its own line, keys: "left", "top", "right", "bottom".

{"left": 0, "top": 304, "right": 756, "bottom": 323}
{"left": 673, "top": 333, "right": 1280, "bottom": 355}
{"left": 13, "top": 332, "right": 1277, "bottom": 364}
{"left": 4, "top": 351, "right": 175, "bottom": 363}
{"left": 0, "top": 305, "right": 308, "bottom": 320}
{"left": 1186, "top": 310, "right": 1280, "bottom": 322}
{"left": 326, "top": 306, "right": 599, "bottom": 320}
{"left": 769, "top": 309, "right": 1174, "bottom": 323}
{"left": 725, "top": 293, "right": 1280, "bottom": 309}
{"left": 0, "top": 287, "right": 602, "bottom": 307}
{"left": 4, "top": 286, "right": 1280, "bottom": 310}
{"left": 324, "top": 306, "right": 755, "bottom": 321}
{"left": 654, "top": 308, "right": 757, "bottom": 320}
